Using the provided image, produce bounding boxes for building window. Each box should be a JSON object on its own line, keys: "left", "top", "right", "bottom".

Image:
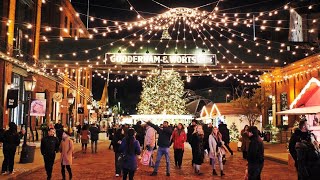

{"left": 70, "top": 23, "right": 73, "bottom": 36}
{"left": 64, "top": 16, "right": 68, "bottom": 28}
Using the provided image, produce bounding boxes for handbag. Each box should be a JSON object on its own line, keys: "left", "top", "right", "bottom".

{"left": 140, "top": 150, "right": 152, "bottom": 166}
{"left": 118, "top": 153, "right": 127, "bottom": 163}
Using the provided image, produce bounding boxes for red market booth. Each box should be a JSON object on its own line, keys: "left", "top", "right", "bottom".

{"left": 277, "top": 77, "right": 320, "bottom": 141}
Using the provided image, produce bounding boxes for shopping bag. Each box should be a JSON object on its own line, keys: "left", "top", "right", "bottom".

{"left": 140, "top": 150, "right": 152, "bottom": 166}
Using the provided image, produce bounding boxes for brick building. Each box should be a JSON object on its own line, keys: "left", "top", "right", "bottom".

{"left": 260, "top": 54, "right": 320, "bottom": 127}
{"left": 0, "top": 0, "right": 92, "bottom": 131}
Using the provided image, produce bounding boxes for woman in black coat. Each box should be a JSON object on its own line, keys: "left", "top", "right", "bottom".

{"left": 189, "top": 125, "right": 205, "bottom": 175}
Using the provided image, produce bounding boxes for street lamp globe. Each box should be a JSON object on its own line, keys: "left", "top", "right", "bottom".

{"left": 87, "top": 103, "right": 92, "bottom": 110}
{"left": 24, "top": 75, "right": 37, "bottom": 92}
{"left": 67, "top": 93, "right": 74, "bottom": 105}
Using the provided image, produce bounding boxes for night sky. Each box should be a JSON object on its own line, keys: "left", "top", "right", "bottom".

{"left": 70, "top": 0, "right": 307, "bottom": 113}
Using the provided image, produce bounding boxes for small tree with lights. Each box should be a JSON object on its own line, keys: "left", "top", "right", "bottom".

{"left": 138, "top": 70, "right": 186, "bottom": 115}
{"left": 229, "top": 122, "right": 240, "bottom": 142}
{"left": 232, "top": 88, "right": 270, "bottom": 126}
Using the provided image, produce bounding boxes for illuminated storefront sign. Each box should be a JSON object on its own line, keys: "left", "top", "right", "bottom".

{"left": 105, "top": 53, "right": 217, "bottom": 65}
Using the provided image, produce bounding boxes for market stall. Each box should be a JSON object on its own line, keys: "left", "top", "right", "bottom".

{"left": 200, "top": 102, "right": 262, "bottom": 130}
{"left": 277, "top": 77, "right": 320, "bottom": 140}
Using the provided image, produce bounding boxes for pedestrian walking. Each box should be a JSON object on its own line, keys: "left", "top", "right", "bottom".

{"left": 89, "top": 122, "right": 100, "bottom": 153}
{"left": 209, "top": 126, "right": 225, "bottom": 176}
{"left": 80, "top": 125, "right": 90, "bottom": 153}
{"left": 55, "top": 120, "right": 64, "bottom": 144}
{"left": 290, "top": 120, "right": 320, "bottom": 180}
{"left": 219, "top": 122, "right": 233, "bottom": 155}
{"left": 203, "top": 123, "right": 213, "bottom": 164}
{"left": 247, "top": 126, "right": 264, "bottom": 180}
{"left": 144, "top": 123, "right": 156, "bottom": 167}
{"left": 147, "top": 121, "right": 173, "bottom": 177}
{"left": 60, "top": 132, "right": 74, "bottom": 180}
{"left": 119, "top": 128, "right": 141, "bottom": 180}
{"left": 41, "top": 128, "right": 60, "bottom": 180}
{"left": 108, "top": 125, "right": 115, "bottom": 149}
{"left": 133, "top": 121, "right": 145, "bottom": 149}
{"left": 171, "top": 123, "right": 187, "bottom": 169}
{"left": 113, "top": 128, "right": 125, "bottom": 177}
{"left": 187, "top": 119, "right": 197, "bottom": 144}
{"left": 75, "top": 122, "right": 81, "bottom": 143}
{"left": 189, "top": 125, "right": 205, "bottom": 175}
{"left": 241, "top": 125, "right": 250, "bottom": 159}
{"left": 1, "top": 122, "right": 20, "bottom": 175}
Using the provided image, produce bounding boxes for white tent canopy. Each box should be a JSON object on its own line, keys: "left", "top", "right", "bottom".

{"left": 276, "top": 106, "right": 320, "bottom": 115}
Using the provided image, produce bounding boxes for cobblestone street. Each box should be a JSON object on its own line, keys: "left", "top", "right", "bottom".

{"left": 19, "top": 141, "right": 296, "bottom": 180}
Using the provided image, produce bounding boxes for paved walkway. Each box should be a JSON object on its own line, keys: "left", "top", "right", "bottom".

{"left": 18, "top": 140, "right": 296, "bottom": 180}
{"left": 0, "top": 140, "right": 83, "bottom": 180}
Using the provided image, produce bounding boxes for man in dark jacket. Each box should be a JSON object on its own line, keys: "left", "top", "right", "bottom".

{"left": 187, "top": 120, "right": 197, "bottom": 144}
{"left": 219, "top": 122, "right": 234, "bottom": 155}
{"left": 1, "top": 122, "right": 20, "bottom": 175}
{"left": 112, "top": 128, "right": 125, "bottom": 177}
{"left": 133, "top": 121, "right": 145, "bottom": 149}
{"left": 89, "top": 122, "right": 100, "bottom": 153}
{"left": 289, "top": 120, "right": 310, "bottom": 177}
{"left": 146, "top": 121, "right": 173, "bottom": 177}
{"left": 41, "top": 128, "right": 60, "bottom": 180}
{"left": 54, "top": 120, "right": 64, "bottom": 144}
{"left": 247, "top": 126, "right": 264, "bottom": 180}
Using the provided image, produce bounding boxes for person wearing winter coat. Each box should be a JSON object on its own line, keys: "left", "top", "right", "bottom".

{"left": 189, "top": 125, "right": 205, "bottom": 175}
{"left": 119, "top": 128, "right": 141, "bottom": 180}
{"left": 113, "top": 128, "right": 125, "bottom": 177}
{"left": 171, "top": 123, "right": 187, "bottom": 169}
{"left": 247, "top": 126, "right": 264, "bottom": 180}
{"left": 41, "top": 128, "right": 60, "bottom": 180}
{"left": 144, "top": 123, "right": 156, "bottom": 167}
{"left": 241, "top": 125, "right": 250, "bottom": 159}
{"left": 1, "top": 122, "right": 20, "bottom": 175}
{"left": 218, "top": 122, "right": 233, "bottom": 155}
{"left": 60, "top": 132, "right": 74, "bottom": 180}
{"left": 89, "top": 122, "right": 100, "bottom": 153}
{"left": 187, "top": 120, "right": 197, "bottom": 144}
{"left": 209, "top": 126, "right": 226, "bottom": 176}
{"left": 80, "top": 125, "right": 90, "bottom": 153}
{"left": 133, "top": 121, "right": 145, "bottom": 149}
{"left": 147, "top": 121, "right": 173, "bottom": 177}
{"left": 292, "top": 120, "right": 320, "bottom": 180}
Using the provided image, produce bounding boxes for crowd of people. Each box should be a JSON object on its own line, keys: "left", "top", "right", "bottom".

{"left": 1, "top": 118, "right": 319, "bottom": 180}
{"left": 108, "top": 119, "right": 265, "bottom": 180}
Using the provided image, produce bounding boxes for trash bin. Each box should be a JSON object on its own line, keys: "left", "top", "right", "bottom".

{"left": 19, "top": 145, "right": 36, "bottom": 163}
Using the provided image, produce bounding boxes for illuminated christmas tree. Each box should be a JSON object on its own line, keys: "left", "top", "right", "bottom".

{"left": 138, "top": 70, "right": 186, "bottom": 115}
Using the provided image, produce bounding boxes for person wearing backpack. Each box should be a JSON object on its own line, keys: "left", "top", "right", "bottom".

{"left": 1, "top": 122, "right": 20, "bottom": 175}
{"left": 41, "top": 128, "right": 60, "bottom": 180}
{"left": 119, "top": 128, "right": 141, "bottom": 180}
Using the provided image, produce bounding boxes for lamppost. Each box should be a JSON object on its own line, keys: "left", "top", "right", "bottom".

{"left": 225, "top": 94, "right": 230, "bottom": 103}
{"left": 20, "top": 74, "right": 37, "bottom": 163}
{"left": 67, "top": 93, "right": 75, "bottom": 132}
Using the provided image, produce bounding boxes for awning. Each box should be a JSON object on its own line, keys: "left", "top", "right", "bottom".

{"left": 276, "top": 106, "right": 320, "bottom": 115}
